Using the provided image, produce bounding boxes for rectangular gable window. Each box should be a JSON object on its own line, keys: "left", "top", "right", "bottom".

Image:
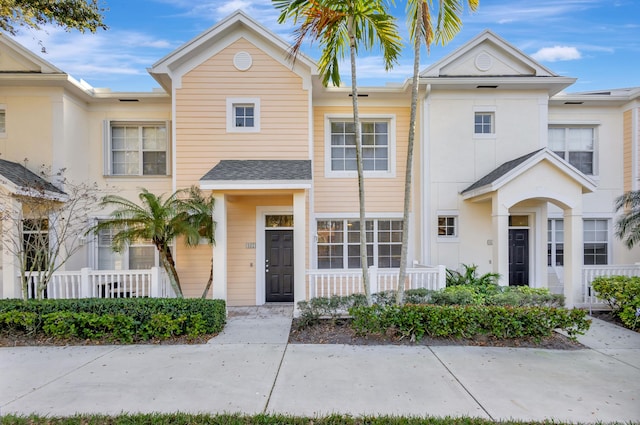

{"left": 474, "top": 112, "right": 494, "bottom": 134}
{"left": 226, "top": 98, "right": 260, "bottom": 132}
{"left": 107, "top": 122, "right": 169, "bottom": 176}
{"left": 549, "top": 126, "right": 595, "bottom": 175}
{"left": 438, "top": 216, "right": 457, "bottom": 237}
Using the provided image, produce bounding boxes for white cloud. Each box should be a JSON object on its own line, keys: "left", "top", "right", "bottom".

{"left": 531, "top": 46, "right": 582, "bottom": 62}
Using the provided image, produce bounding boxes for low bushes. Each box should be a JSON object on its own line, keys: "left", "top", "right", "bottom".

{"left": 0, "top": 298, "right": 226, "bottom": 343}
{"left": 591, "top": 276, "right": 640, "bottom": 330}
{"left": 431, "top": 285, "right": 564, "bottom": 307}
{"left": 350, "top": 304, "right": 590, "bottom": 341}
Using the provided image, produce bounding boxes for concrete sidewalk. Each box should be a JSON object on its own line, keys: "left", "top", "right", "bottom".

{"left": 1, "top": 307, "right": 639, "bottom": 423}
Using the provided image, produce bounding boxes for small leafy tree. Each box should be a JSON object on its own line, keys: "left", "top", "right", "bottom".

{"left": 0, "top": 0, "right": 107, "bottom": 35}
{"left": 0, "top": 162, "right": 104, "bottom": 299}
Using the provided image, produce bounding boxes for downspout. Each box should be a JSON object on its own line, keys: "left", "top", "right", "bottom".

{"left": 421, "top": 83, "right": 431, "bottom": 265}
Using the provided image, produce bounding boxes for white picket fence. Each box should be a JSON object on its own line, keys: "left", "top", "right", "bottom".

{"left": 582, "top": 264, "right": 640, "bottom": 307}
{"left": 306, "top": 265, "right": 446, "bottom": 298}
{"left": 23, "top": 267, "right": 175, "bottom": 299}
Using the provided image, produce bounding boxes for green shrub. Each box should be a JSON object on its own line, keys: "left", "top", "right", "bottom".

{"left": 487, "top": 286, "right": 564, "bottom": 307}
{"left": 0, "top": 311, "right": 38, "bottom": 335}
{"left": 0, "top": 298, "right": 226, "bottom": 342}
{"left": 592, "top": 276, "right": 640, "bottom": 330}
{"left": 349, "top": 304, "right": 590, "bottom": 341}
{"left": 446, "top": 264, "right": 500, "bottom": 287}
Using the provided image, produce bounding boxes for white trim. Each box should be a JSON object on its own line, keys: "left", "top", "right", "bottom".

{"left": 314, "top": 212, "right": 402, "bottom": 219}
{"left": 226, "top": 97, "right": 260, "bottom": 133}
{"left": 200, "top": 181, "right": 311, "bottom": 190}
{"left": 323, "top": 114, "right": 396, "bottom": 178}
{"left": 633, "top": 107, "right": 639, "bottom": 191}
{"left": 256, "top": 206, "right": 294, "bottom": 305}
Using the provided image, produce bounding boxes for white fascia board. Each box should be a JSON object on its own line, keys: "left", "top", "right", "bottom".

{"left": 199, "top": 180, "right": 312, "bottom": 191}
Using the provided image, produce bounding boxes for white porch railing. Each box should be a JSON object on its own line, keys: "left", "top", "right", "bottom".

{"left": 307, "top": 265, "right": 446, "bottom": 299}
{"left": 23, "top": 267, "right": 175, "bottom": 300}
{"left": 582, "top": 264, "right": 640, "bottom": 306}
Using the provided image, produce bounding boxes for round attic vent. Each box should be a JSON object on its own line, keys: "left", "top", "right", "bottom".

{"left": 475, "top": 52, "right": 492, "bottom": 71}
{"left": 233, "top": 51, "right": 253, "bottom": 71}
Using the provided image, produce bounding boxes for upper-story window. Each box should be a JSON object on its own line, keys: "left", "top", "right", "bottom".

{"left": 474, "top": 112, "right": 494, "bottom": 135}
{"left": 106, "top": 121, "right": 169, "bottom": 176}
{"left": 0, "top": 105, "right": 6, "bottom": 137}
{"left": 325, "top": 115, "right": 395, "bottom": 177}
{"left": 549, "top": 126, "right": 595, "bottom": 175}
{"left": 226, "top": 98, "right": 260, "bottom": 132}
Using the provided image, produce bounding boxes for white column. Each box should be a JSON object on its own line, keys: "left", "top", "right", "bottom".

{"left": 212, "top": 193, "right": 227, "bottom": 303}
{"left": 293, "top": 191, "right": 306, "bottom": 314}
{"left": 492, "top": 196, "right": 510, "bottom": 286}
{"left": 563, "top": 208, "right": 583, "bottom": 308}
{"left": 2, "top": 198, "right": 22, "bottom": 299}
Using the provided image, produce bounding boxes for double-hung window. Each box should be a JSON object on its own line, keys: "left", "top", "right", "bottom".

{"left": 96, "top": 224, "right": 157, "bottom": 270}
{"left": 316, "top": 218, "right": 402, "bottom": 269}
{"left": 326, "top": 116, "right": 395, "bottom": 177}
{"left": 583, "top": 219, "right": 608, "bottom": 265}
{"left": 548, "top": 126, "right": 596, "bottom": 175}
{"left": 22, "top": 219, "right": 49, "bottom": 271}
{"left": 107, "top": 122, "right": 169, "bottom": 176}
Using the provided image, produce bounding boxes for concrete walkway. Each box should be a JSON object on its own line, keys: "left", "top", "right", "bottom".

{"left": 1, "top": 306, "right": 639, "bottom": 423}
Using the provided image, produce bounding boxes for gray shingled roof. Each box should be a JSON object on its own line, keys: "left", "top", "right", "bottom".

{"left": 0, "top": 159, "right": 65, "bottom": 195}
{"left": 461, "top": 149, "right": 543, "bottom": 194}
{"left": 200, "top": 160, "right": 312, "bottom": 181}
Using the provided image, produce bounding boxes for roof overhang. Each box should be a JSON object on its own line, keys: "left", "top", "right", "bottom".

{"left": 421, "top": 76, "right": 577, "bottom": 96}
{"left": 461, "top": 148, "right": 596, "bottom": 201}
{"left": 199, "top": 160, "right": 312, "bottom": 191}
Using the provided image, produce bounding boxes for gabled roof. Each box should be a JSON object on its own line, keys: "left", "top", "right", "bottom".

{"left": 149, "top": 10, "right": 316, "bottom": 92}
{"left": 461, "top": 148, "right": 596, "bottom": 199}
{"left": 420, "top": 30, "right": 575, "bottom": 95}
{"left": 0, "top": 159, "right": 67, "bottom": 200}
{"left": 200, "top": 160, "right": 312, "bottom": 190}
{"left": 0, "top": 34, "right": 64, "bottom": 74}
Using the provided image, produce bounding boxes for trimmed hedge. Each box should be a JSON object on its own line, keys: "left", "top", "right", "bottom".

{"left": 349, "top": 304, "right": 590, "bottom": 341}
{"left": 591, "top": 275, "right": 640, "bottom": 330}
{"left": 0, "top": 298, "right": 226, "bottom": 342}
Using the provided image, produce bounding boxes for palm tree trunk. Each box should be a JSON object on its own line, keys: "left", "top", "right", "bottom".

{"left": 157, "top": 244, "right": 183, "bottom": 298}
{"left": 397, "top": 1, "right": 424, "bottom": 305}
{"left": 201, "top": 258, "right": 213, "bottom": 298}
{"left": 348, "top": 18, "right": 371, "bottom": 306}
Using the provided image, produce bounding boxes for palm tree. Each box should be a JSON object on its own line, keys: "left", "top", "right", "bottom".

{"left": 615, "top": 190, "right": 640, "bottom": 248}
{"left": 94, "top": 188, "right": 205, "bottom": 298}
{"left": 396, "top": 0, "right": 478, "bottom": 304}
{"left": 274, "top": 0, "right": 402, "bottom": 305}
{"left": 181, "top": 186, "right": 217, "bottom": 298}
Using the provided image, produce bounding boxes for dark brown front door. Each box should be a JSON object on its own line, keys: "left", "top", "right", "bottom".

{"left": 265, "top": 230, "right": 294, "bottom": 302}
{"left": 509, "top": 229, "right": 529, "bottom": 286}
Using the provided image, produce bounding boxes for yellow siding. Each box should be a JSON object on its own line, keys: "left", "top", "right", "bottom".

{"left": 313, "top": 106, "right": 410, "bottom": 214}
{"left": 623, "top": 109, "right": 632, "bottom": 192}
{"left": 175, "top": 38, "right": 310, "bottom": 189}
{"left": 176, "top": 243, "right": 213, "bottom": 299}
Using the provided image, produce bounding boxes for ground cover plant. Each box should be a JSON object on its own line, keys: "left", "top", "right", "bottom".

{"left": 591, "top": 275, "right": 640, "bottom": 330}
{"left": 0, "top": 413, "right": 619, "bottom": 425}
{"left": 0, "top": 298, "right": 226, "bottom": 344}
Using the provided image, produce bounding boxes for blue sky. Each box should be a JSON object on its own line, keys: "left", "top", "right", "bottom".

{"left": 11, "top": 0, "right": 640, "bottom": 93}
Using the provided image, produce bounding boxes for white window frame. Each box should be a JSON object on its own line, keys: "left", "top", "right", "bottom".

{"left": 103, "top": 120, "right": 171, "bottom": 177}
{"left": 324, "top": 114, "right": 396, "bottom": 178}
{"left": 91, "top": 219, "right": 159, "bottom": 270}
{"left": 583, "top": 218, "right": 610, "bottom": 265}
{"left": 548, "top": 125, "right": 598, "bottom": 176}
{"left": 437, "top": 212, "right": 458, "bottom": 241}
{"left": 226, "top": 97, "right": 260, "bottom": 133}
{"left": 473, "top": 107, "right": 496, "bottom": 138}
{"left": 547, "top": 218, "right": 564, "bottom": 267}
{"left": 315, "top": 217, "right": 402, "bottom": 269}
{"left": 0, "top": 104, "right": 6, "bottom": 137}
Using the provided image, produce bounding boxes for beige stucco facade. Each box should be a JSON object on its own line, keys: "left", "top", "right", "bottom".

{"left": 1, "top": 12, "right": 639, "bottom": 307}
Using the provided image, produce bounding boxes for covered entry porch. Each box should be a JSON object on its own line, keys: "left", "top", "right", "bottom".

{"left": 461, "top": 149, "right": 596, "bottom": 307}
{"left": 200, "top": 160, "right": 311, "bottom": 307}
